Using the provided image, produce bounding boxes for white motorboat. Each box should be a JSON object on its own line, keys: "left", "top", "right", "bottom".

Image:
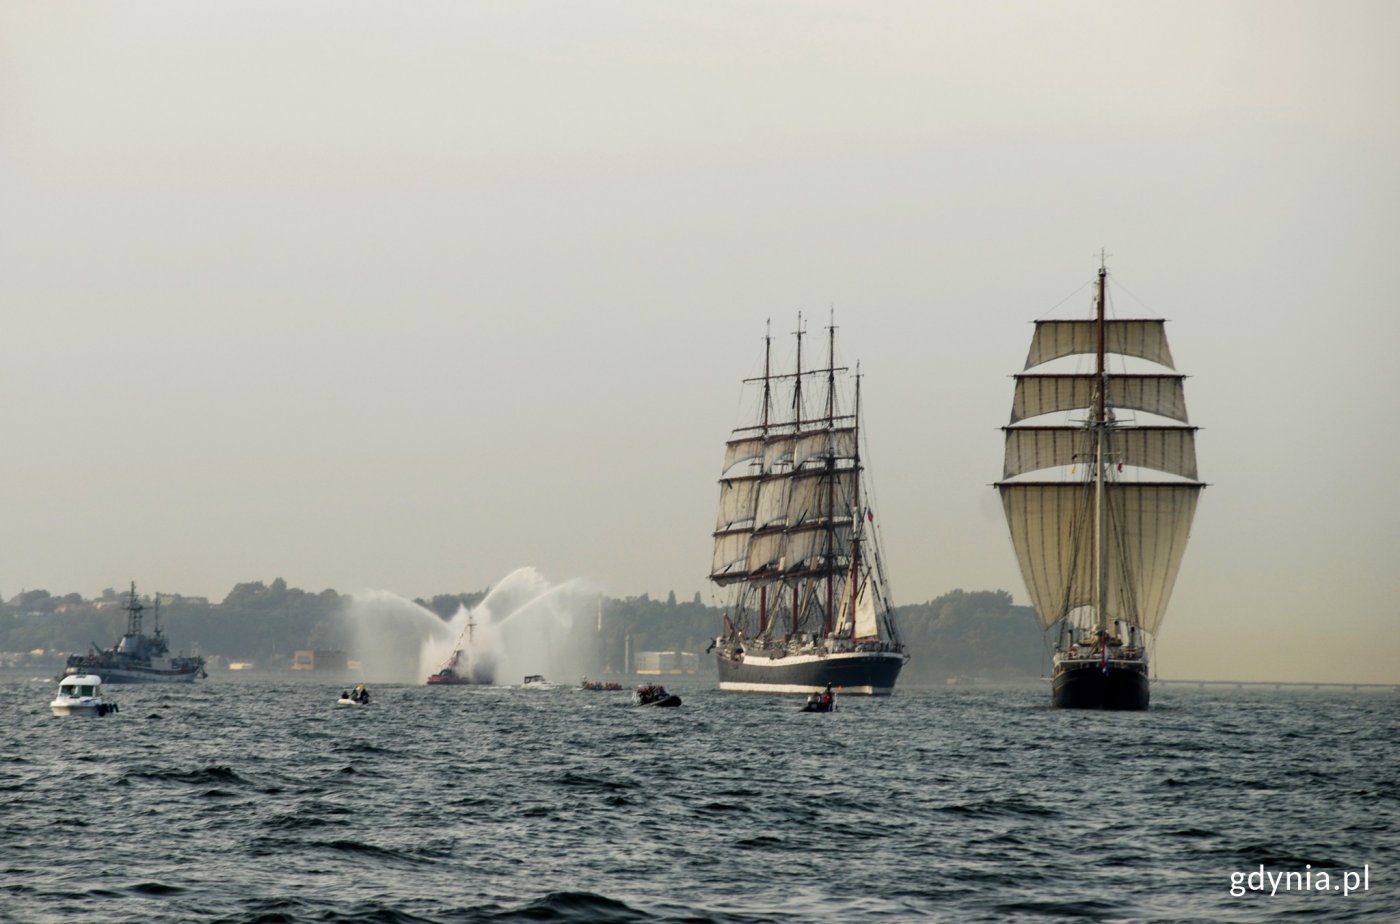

{"left": 50, "top": 674, "right": 118, "bottom": 717}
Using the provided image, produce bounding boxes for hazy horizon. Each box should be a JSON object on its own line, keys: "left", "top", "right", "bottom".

{"left": 3, "top": 2, "right": 1397, "bottom": 684}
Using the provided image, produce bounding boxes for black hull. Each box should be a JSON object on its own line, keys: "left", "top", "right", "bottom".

{"left": 716, "top": 650, "right": 906, "bottom": 696}
{"left": 1052, "top": 663, "right": 1150, "bottom": 710}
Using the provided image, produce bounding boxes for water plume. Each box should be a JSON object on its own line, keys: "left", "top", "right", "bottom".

{"left": 342, "top": 567, "right": 597, "bottom": 685}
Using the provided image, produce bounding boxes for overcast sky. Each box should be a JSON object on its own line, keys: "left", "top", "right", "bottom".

{"left": 3, "top": 2, "right": 1397, "bottom": 683}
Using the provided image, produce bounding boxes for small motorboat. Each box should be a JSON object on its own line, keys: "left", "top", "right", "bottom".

{"left": 50, "top": 674, "right": 118, "bottom": 717}
{"left": 580, "top": 678, "right": 623, "bottom": 691}
{"left": 521, "top": 674, "right": 560, "bottom": 690}
{"left": 633, "top": 683, "right": 681, "bottom": 707}
{"left": 338, "top": 683, "right": 372, "bottom": 705}
{"left": 801, "top": 689, "right": 837, "bottom": 713}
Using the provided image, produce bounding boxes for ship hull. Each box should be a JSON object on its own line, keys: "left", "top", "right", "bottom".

{"left": 1052, "top": 661, "right": 1149, "bottom": 710}
{"left": 63, "top": 662, "right": 202, "bottom": 684}
{"left": 716, "top": 649, "right": 907, "bottom": 696}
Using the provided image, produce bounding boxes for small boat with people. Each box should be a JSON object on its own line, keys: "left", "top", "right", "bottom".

{"left": 801, "top": 684, "right": 837, "bottom": 712}
{"left": 50, "top": 674, "right": 119, "bottom": 717}
{"left": 580, "top": 677, "right": 623, "bottom": 691}
{"left": 633, "top": 683, "right": 682, "bottom": 707}
{"left": 338, "top": 683, "right": 372, "bottom": 706}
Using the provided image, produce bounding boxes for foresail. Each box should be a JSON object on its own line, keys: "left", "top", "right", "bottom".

{"left": 722, "top": 436, "right": 765, "bottom": 474}
{"left": 710, "top": 530, "right": 751, "bottom": 585}
{"left": 715, "top": 476, "right": 760, "bottom": 532}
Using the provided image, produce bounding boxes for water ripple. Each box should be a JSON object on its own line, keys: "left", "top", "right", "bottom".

{"left": 1, "top": 678, "right": 1396, "bottom": 922}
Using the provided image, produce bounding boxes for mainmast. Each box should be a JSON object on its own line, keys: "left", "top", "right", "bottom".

{"left": 1093, "top": 259, "right": 1109, "bottom": 639}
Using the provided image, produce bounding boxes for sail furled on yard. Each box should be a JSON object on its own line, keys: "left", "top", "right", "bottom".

{"left": 997, "top": 305, "right": 1203, "bottom": 635}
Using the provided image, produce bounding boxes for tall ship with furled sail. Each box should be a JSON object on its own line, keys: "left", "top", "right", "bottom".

{"left": 60, "top": 582, "right": 206, "bottom": 684}
{"left": 995, "top": 258, "right": 1204, "bottom": 709}
{"left": 709, "top": 316, "right": 908, "bottom": 695}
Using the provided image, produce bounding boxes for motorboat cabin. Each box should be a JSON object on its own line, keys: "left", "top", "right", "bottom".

{"left": 50, "top": 674, "right": 118, "bottom": 717}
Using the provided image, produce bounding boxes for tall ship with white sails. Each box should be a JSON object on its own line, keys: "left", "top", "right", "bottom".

{"left": 709, "top": 316, "right": 908, "bottom": 695}
{"left": 995, "top": 259, "right": 1204, "bottom": 709}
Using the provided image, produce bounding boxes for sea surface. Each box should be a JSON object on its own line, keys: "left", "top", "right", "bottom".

{"left": 2, "top": 675, "right": 1396, "bottom": 923}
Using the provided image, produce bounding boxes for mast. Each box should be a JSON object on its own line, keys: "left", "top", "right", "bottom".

{"left": 1093, "top": 259, "right": 1108, "bottom": 639}
{"left": 824, "top": 315, "right": 836, "bottom": 638}
{"left": 791, "top": 314, "right": 804, "bottom": 638}
{"left": 124, "top": 581, "right": 143, "bottom": 637}
{"left": 849, "top": 364, "right": 863, "bottom": 634}
{"left": 758, "top": 321, "right": 771, "bottom": 637}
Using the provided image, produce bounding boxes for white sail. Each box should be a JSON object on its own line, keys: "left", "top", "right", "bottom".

{"left": 714, "top": 476, "right": 760, "bottom": 532}
{"left": 792, "top": 426, "right": 857, "bottom": 469}
{"left": 746, "top": 529, "right": 787, "bottom": 575}
{"left": 853, "top": 571, "right": 880, "bottom": 638}
{"left": 710, "top": 529, "right": 751, "bottom": 585}
{"left": 762, "top": 434, "right": 795, "bottom": 472}
{"left": 782, "top": 520, "right": 853, "bottom": 573}
{"left": 1024, "top": 319, "right": 1175, "bottom": 370}
{"left": 786, "top": 469, "right": 857, "bottom": 528}
{"left": 1010, "top": 373, "right": 1189, "bottom": 424}
{"left": 1003, "top": 425, "right": 1199, "bottom": 480}
{"left": 1000, "top": 478, "right": 1201, "bottom": 634}
{"left": 722, "top": 436, "right": 765, "bottom": 474}
{"left": 754, "top": 476, "right": 790, "bottom": 531}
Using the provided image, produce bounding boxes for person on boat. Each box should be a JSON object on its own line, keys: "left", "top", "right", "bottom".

{"left": 820, "top": 684, "right": 833, "bottom": 709}
{"left": 353, "top": 683, "right": 369, "bottom": 704}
